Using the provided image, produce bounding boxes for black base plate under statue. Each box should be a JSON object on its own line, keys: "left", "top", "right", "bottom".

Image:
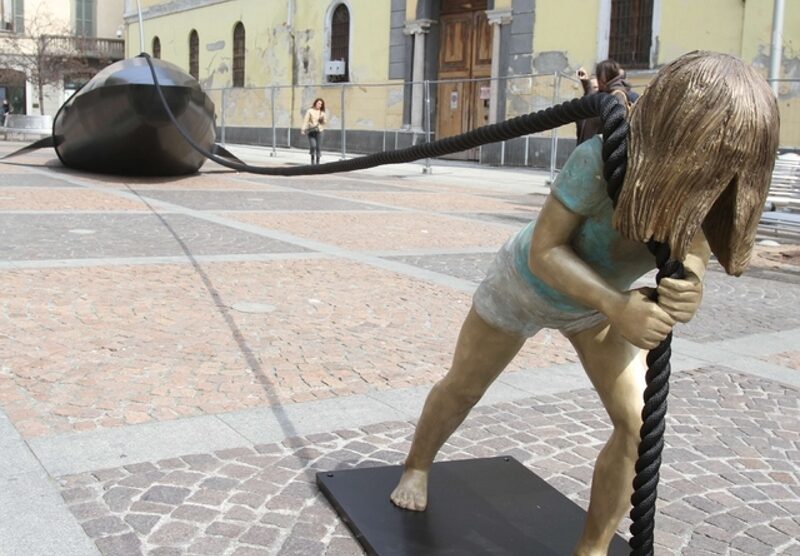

{"left": 317, "top": 456, "right": 628, "bottom": 555}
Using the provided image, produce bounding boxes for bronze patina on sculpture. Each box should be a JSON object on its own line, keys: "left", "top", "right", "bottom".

{"left": 389, "top": 51, "right": 779, "bottom": 555}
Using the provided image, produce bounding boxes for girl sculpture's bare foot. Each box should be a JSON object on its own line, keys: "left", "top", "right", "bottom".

{"left": 390, "top": 468, "right": 429, "bottom": 511}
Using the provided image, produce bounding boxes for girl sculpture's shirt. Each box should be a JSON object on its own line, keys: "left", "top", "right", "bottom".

{"left": 513, "top": 136, "right": 654, "bottom": 312}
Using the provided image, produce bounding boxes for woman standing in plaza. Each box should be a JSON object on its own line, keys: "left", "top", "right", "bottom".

{"left": 301, "top": 98, "right": 327, "bottom": 165}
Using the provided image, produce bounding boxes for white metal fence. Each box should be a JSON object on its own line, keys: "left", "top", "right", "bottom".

{"left": 207, "top": 75, "right": 799, "bottom": 177}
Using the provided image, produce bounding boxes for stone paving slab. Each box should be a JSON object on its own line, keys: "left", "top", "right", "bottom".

{"left": 0, "top": 214, "right": 307, "bottom": 261}
{"left": 765, "top": 352, "right": 800, "bottom": 371}
{"left": 680, "top": 270, "right": 800, "bottom": 343}
{"left": 480, "top": 192, "right": 549, "bottom": 205}
{"left": 222, "top": 211, "right": 516, "bottom": 251}
{"left": 135, "top": 190, "right": 393, "bottom": 212}
{"left": 238, "top": 176, "right": 419, "bottom": 192}
{"left": 72, "top": 174, "right": 278, "bottom": 191}
{"left": 392, "top": 251, "right": 496, "bottom": 283}
{"left": 0, "top": 153, "right": 55, "bottom": 168}
{"left": 55, "top": 368, "right": 800, "bottom": 556}
{"left": 0, "top": 259, "right": 576, "bottom": 437}
{"left": 0, "top": 188, "right": 147, "bottom": 211}
{"left": 0, "top": 173, "right": 80, "bottom": 187}
{"left": 326, "top": 190, "right": 534, "bottom": 213}
{"left": 460, "top": 210, "right": 541, "bottom": 226}
{"left": 0, "top": 409, "right": 102, "bottom": 556}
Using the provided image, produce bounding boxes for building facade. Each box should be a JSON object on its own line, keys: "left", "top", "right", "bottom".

{"left": 0, "top": 0, "right": 125, "bottom": 117}
{"left": 124, "top": 0, "right": 798, "bottom": 165}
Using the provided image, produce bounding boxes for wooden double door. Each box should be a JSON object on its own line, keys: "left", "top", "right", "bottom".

{"left": 436, "top": 2, "right": 492, "bottom": 160}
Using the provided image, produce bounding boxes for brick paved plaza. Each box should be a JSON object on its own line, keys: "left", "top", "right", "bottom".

{"left": 1, "top": 143, "right": 799, "bottom": 555}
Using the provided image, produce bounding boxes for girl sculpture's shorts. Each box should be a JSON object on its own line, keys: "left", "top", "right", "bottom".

{"left": 473, "top": 238, "right": 607, "bottom": 338}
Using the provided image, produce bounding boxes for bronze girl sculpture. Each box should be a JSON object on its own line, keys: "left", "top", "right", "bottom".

{"left": 390, "top": 52, "right": 779, "bottom": 555}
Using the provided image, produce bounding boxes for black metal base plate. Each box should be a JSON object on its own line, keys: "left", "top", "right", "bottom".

{"left": 317, "top": 456, "right": 628, "bottom": 556}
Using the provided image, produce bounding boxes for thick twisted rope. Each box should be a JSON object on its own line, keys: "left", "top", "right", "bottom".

{"left": 600, "top": 97, "right": 681, "bottom": 556}
{"left": 146, "top": 50, "right": 670, "bottom": 552}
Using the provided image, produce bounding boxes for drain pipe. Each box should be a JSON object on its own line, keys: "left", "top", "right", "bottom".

{"left": 287, "top": 0, "right": 296, "bottom": 149}
{"left": 135, "top": 0, "right": 145, "bottom": 54}
{"left": 769, "top": 0, "right": 784, "bottom": 96}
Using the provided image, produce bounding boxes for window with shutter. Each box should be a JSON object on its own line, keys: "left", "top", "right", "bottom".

{"left": 12, "top": 0, "right": 23, "bottom": 33}
{"left": 75, "top": 0, "right": 95, "bottom": 37}
{"left": 233, "top": 22, "right": 245, "bottom": 87}
{"left": 608, "top": 0, "right": 653, "bottom": 69}
{"left": 189, "top": 30, "right": 199, "bottom": 80}
{"left": 329, "top": 4, "right": 350, "bottom": 83}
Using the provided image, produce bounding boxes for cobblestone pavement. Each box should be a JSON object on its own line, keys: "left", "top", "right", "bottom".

{"left": 1, "top": 143, "right": 799, "bottom": 556}
{"left": 56, "top": 368, "right": 800, "bottom": 556}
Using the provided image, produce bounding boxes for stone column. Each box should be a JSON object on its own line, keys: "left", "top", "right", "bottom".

{"left": 486, "top": 9, "right": 512, "bottom": 124}
{"left": 404, "top": 19, "right": 434, "bottom": 131}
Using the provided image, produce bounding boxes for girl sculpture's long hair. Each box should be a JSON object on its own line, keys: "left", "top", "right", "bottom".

{"left": 614, "top": 51, "right": 780, "bottom": 275}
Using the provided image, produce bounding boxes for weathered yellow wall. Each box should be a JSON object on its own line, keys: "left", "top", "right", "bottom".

{"left": 657, "top": 0, "right": 744, "bottom": 62}
{"left": 741, "top": 0, "right": 800, "bottom": 70}
{"left": 129, "top": 1, "right": 402, "bottom": 133}
{"left": 533, "top": 0, "right": 600, "bottom": 72}
{"left": 655, "top": 0, "right": 798, "bottom": 147}
{"left": 132, "top": 0, "right": 394, "bottom": 87}
{"left": 128, "top": 1, "right": 284, "bottom": 89}
{"left": 740, "top": 0, "right": 800, "bottom": 146}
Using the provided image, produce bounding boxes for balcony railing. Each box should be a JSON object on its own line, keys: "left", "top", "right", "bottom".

{"left": 44, "top": 35, "right": 125, "bottom": 61}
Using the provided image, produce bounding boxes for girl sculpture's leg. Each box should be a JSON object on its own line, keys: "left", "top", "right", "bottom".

{"left": 566, "top": 321, "right": 646, "bottom": 556}
{"left": 390, "top": 306, "right": 526, "bottom": 511}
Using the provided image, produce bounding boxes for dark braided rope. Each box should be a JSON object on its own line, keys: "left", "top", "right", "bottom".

{"left": 599, "top": 94, "right": 683, "bottom": 556}
{"left": 627, "top": 246, "right": 684, "bottom": 556}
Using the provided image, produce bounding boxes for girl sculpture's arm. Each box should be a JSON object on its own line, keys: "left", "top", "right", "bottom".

{"left": 529, "top": 195, "right": 677, "bottom": 349}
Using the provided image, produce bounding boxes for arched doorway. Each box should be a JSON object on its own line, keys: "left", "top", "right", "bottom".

{"left": 436, "top": 0, "right": 491, "bottom": 160}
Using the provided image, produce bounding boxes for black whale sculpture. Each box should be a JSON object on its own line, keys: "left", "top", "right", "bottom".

{"left": 3, "top": 56, "right": 240, "bottom": 176}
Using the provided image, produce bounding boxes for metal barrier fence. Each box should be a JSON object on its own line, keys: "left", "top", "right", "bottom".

{"left": 208, "top": 75, "right": 799, "bottom": 176}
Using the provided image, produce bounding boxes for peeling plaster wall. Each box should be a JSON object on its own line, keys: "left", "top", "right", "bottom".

{"left": 129, "top": 1, "right": 275, "bottom": 89}
{"left": 743, "top": 0, "right": 800, "bottom": 147}
{"left": 130, "top": 0, "right": 403, "bottom": 135}
{"left": 657, "top": 0, "right": 744, "bottom": 62}
{"left": 532, "top": 0, "right": 599, "bottom": 73}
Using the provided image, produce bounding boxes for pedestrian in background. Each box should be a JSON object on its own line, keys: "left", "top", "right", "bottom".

{"left": 575, "top": 67, "right": 598, "bottom": 144}
{"left": 2, "top": 99, "right": 11, "bottom": 127}
{"left": 575, "top": 59, "right": 637, "bottom": 145}
{"left": 301, "top": 98, "right": 326, "bottom": 165}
